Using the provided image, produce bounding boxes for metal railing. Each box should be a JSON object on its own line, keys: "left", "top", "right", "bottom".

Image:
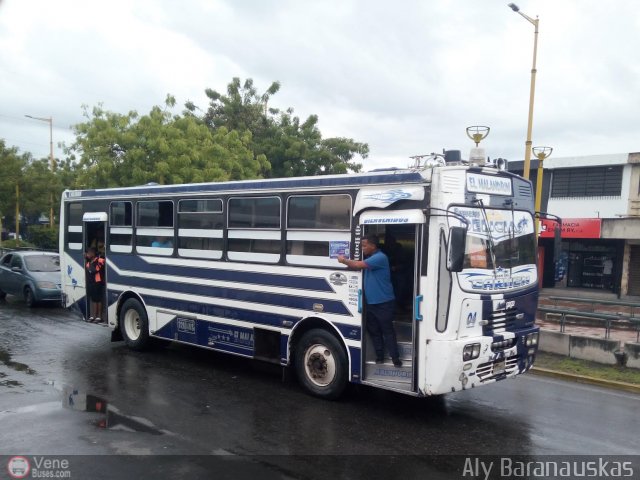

{"left": 538, "top": 306, "right": 640, "bottom": 342}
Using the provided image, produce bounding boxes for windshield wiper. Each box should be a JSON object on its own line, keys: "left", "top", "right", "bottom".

{"left": 473, "top": 198, "right": 497, "bottom": 276}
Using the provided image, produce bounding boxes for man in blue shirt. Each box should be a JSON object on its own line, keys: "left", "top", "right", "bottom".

{"left": 338, "top": 235, "right": 402, "bottom": 367}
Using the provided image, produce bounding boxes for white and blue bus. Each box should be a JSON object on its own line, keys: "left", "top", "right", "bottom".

{"left": 60, "top": 154, "right": 540, "bottom": 399}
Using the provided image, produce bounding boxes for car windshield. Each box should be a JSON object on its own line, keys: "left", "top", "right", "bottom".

{"left": 25, "top": 255, "right": 61, "bottom": 272}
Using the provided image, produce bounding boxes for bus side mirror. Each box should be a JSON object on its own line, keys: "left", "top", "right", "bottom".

{"left": 447, "top": 226, "right": 467, "bottom": 272}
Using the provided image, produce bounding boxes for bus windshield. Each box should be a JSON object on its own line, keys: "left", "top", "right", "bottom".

{"left": 451, "top": 206, "right": 537, "bottom": 292}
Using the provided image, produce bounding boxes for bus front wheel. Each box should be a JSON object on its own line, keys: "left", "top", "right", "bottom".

{"left": 295, "top": 329, "right": 348, "bottom": 400}
{"left": 120, "top": 298, "right": 150, "bottom": 351}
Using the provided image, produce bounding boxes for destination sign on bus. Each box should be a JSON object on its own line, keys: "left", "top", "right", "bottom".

{"left": 466, "top": 173, "right": 512, "bottom": 196}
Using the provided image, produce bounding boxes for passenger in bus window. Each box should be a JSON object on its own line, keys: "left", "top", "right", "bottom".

{"left": 151, "top": 236, "right": 173, "bottom": 248}
{"left": 337, "top": 235, "right": 402, "bottom": 368}
{"left": 85, "top": 247, "right": 105, "bottom": 323}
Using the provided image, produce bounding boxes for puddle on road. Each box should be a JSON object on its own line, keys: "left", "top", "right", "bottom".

{"left": 0, "top": 379, "right": 23, "bottom": 388}
{"left": 0, "top": 347, "right": 36, "bottom": 375}
{"left": 62, "top": 385, "right": 165, "bottom": 435}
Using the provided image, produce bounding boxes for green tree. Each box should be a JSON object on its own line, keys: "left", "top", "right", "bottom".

{"left": 67, "top": 95, "right": 269, "bottom": 189}
{"left": 21, "top": 158, "right": 55, "bottom": 219}
{"left": 200, "top": 77, "right": 368, "bottom": 178}
{"left": 260, "top": 111, "right": 367, "bottom": 177}
{"left": 0, "top": 140, "right": 28, "bottom": 237}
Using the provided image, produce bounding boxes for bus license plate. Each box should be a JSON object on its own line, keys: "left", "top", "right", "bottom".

{"left": 493, "top": 359, "right": 506, "bottom": 375}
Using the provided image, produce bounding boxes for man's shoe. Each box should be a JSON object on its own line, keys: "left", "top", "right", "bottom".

{"left": 392, "top": 358, "right": 403, "bottom": 368}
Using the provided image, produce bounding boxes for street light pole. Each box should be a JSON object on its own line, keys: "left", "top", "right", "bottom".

{"left": 508, "top": 3, "right": 539, "bottom": 180}
{"left": 25, "top": 115, "right": 55, "bottom": 227}
{"left": 532, "top": 146, "right": 553, "bottom": 236}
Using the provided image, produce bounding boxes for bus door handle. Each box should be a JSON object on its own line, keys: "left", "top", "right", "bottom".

{"left": 415, "top": 295, "right": 424, "bottom": 321}
{"left": 358, "top": 289, "right": 362, "bottom": 313}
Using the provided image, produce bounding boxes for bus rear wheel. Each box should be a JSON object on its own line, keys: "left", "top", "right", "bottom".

{"left": 295, "top": 329, "right": 348, "bottom": 400}
{"left": 120, "top": 298, "right": 150, "bottom": 351}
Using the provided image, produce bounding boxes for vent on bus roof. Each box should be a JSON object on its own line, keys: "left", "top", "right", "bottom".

{"left": 441, "top": 173, "right": 463, "bottom": 193}
{"left": 518, "top": 183, "right": 532, "bottom": 197}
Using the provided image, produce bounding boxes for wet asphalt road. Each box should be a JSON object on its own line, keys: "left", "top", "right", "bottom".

{"left": 1, "top": 298, "right": 639, "bottom": 478}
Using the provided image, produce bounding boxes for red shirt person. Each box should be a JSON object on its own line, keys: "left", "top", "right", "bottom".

{"left": 85, "top": 247, "right": 105, "bottom": 323}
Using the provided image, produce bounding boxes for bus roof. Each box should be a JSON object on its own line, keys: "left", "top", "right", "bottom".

{"left": 63, "top": 169, "right": 427, "bottom": 199}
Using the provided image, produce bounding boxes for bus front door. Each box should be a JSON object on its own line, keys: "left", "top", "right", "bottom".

{"left": 83, "top": 213, "right": 108, "bottom": 324}
{"left": 359, "top": 211, "right": 424, "bottom": 394}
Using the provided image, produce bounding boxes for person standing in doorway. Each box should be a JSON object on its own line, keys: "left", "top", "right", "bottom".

{"left": 85, "top": 247, "right": 106, "bottom": 323}
{"left": 337, "top": 235, "right": 402, "bottom": 367}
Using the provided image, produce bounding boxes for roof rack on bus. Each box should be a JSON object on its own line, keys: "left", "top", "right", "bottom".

{"left": 409, "top": 150, "right": 508, "bottom": 171}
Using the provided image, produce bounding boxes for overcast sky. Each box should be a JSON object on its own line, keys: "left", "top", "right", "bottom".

{"left": 1, "top": 0, "right": 638, "bottom": 172}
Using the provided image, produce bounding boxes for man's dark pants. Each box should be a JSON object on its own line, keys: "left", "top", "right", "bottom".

{"left": 366, "top": 300, "right": 399, "bottom": 360}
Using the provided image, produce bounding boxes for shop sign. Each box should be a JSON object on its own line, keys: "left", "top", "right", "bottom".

{"left": 540, "top": 218, "right": 601, "bottom": 239}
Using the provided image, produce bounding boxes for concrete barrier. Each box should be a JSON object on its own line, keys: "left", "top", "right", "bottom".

{"left": 569, "top": 335, "right": 621, "bottom": 365}
{"left": 539, "top": 330, "right": 570, "bottom": 356}
{"left": 624, "top": 342, "right": 640, "bottom": 369}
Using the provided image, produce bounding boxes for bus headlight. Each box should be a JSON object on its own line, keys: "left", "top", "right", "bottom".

{"left": 525, "top": 332, "right": 539, "bottom": 347}
{"left": 463, "top": 343, "right": 481, "bottom": 361}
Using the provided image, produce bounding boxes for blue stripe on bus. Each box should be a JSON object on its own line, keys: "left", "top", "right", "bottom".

{"left": 141, "top": 293, "right": 301, "bottom": 328}
{"left": 109, "top": 254, "right": 334, "bottom": 293}
{"left": 154, "top": 316, "right": 255, "bottom": 357}
{"left": 141, "top": 297, "right": 360, "bottom": 345}
{"left": 108, "top": 269, "right": 352, "bottom": 316}
{"left": 71, "top": 171, "right": 424, "bottom": 198}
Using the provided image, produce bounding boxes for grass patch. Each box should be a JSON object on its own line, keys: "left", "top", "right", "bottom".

{"left": 534, "top": 352, "right": 640, "bottom": 385}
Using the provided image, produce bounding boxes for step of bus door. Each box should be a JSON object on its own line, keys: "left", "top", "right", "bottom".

{"left": 364, "top": 362, "right": 412, "bottom": 385}
{"left": 397, "top": 341, "right": 413, "bottom": 361}
{"left": 364, "top": 341, "right": 412, "bottom": 366}
{"left": 393, "top": 321, "right": 413, "bottom": 343}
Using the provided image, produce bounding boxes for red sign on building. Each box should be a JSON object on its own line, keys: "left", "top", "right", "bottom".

{"left": 539, "top": 218, "right": 601, "bottom": 239}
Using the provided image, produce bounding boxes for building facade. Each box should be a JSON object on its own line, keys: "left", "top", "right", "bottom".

{"left": 510, "top": 152, "right": 640, "bottom": 297}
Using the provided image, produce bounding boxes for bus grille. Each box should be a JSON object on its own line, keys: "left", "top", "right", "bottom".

{"left": 485, "top": 306, "right": 523, "bottom": 334}
{"left": 476, "top": 357, "right": 519, "bottom": 382}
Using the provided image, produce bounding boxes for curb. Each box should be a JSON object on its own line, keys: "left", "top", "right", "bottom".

{"left": 530, "top": 367, "right": 640, "bottom": 394}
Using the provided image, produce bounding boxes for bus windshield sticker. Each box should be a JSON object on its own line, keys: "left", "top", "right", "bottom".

{"left": 466, "top": 173, "right": 512, "bottom": 196}
{"left": 452, "top": 208, "right": 533, "bottom": 241}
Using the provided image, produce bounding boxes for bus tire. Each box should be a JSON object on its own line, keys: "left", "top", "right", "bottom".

{"left": 120, "top": 298, "right": 150, "bottom": 351}
{"left": 295, "top": 328, "right": 348, "bottom": 400}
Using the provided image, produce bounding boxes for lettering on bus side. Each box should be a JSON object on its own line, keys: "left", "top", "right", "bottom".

{"left": 362, "top": 218, "right": 409, "bottom": 224}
